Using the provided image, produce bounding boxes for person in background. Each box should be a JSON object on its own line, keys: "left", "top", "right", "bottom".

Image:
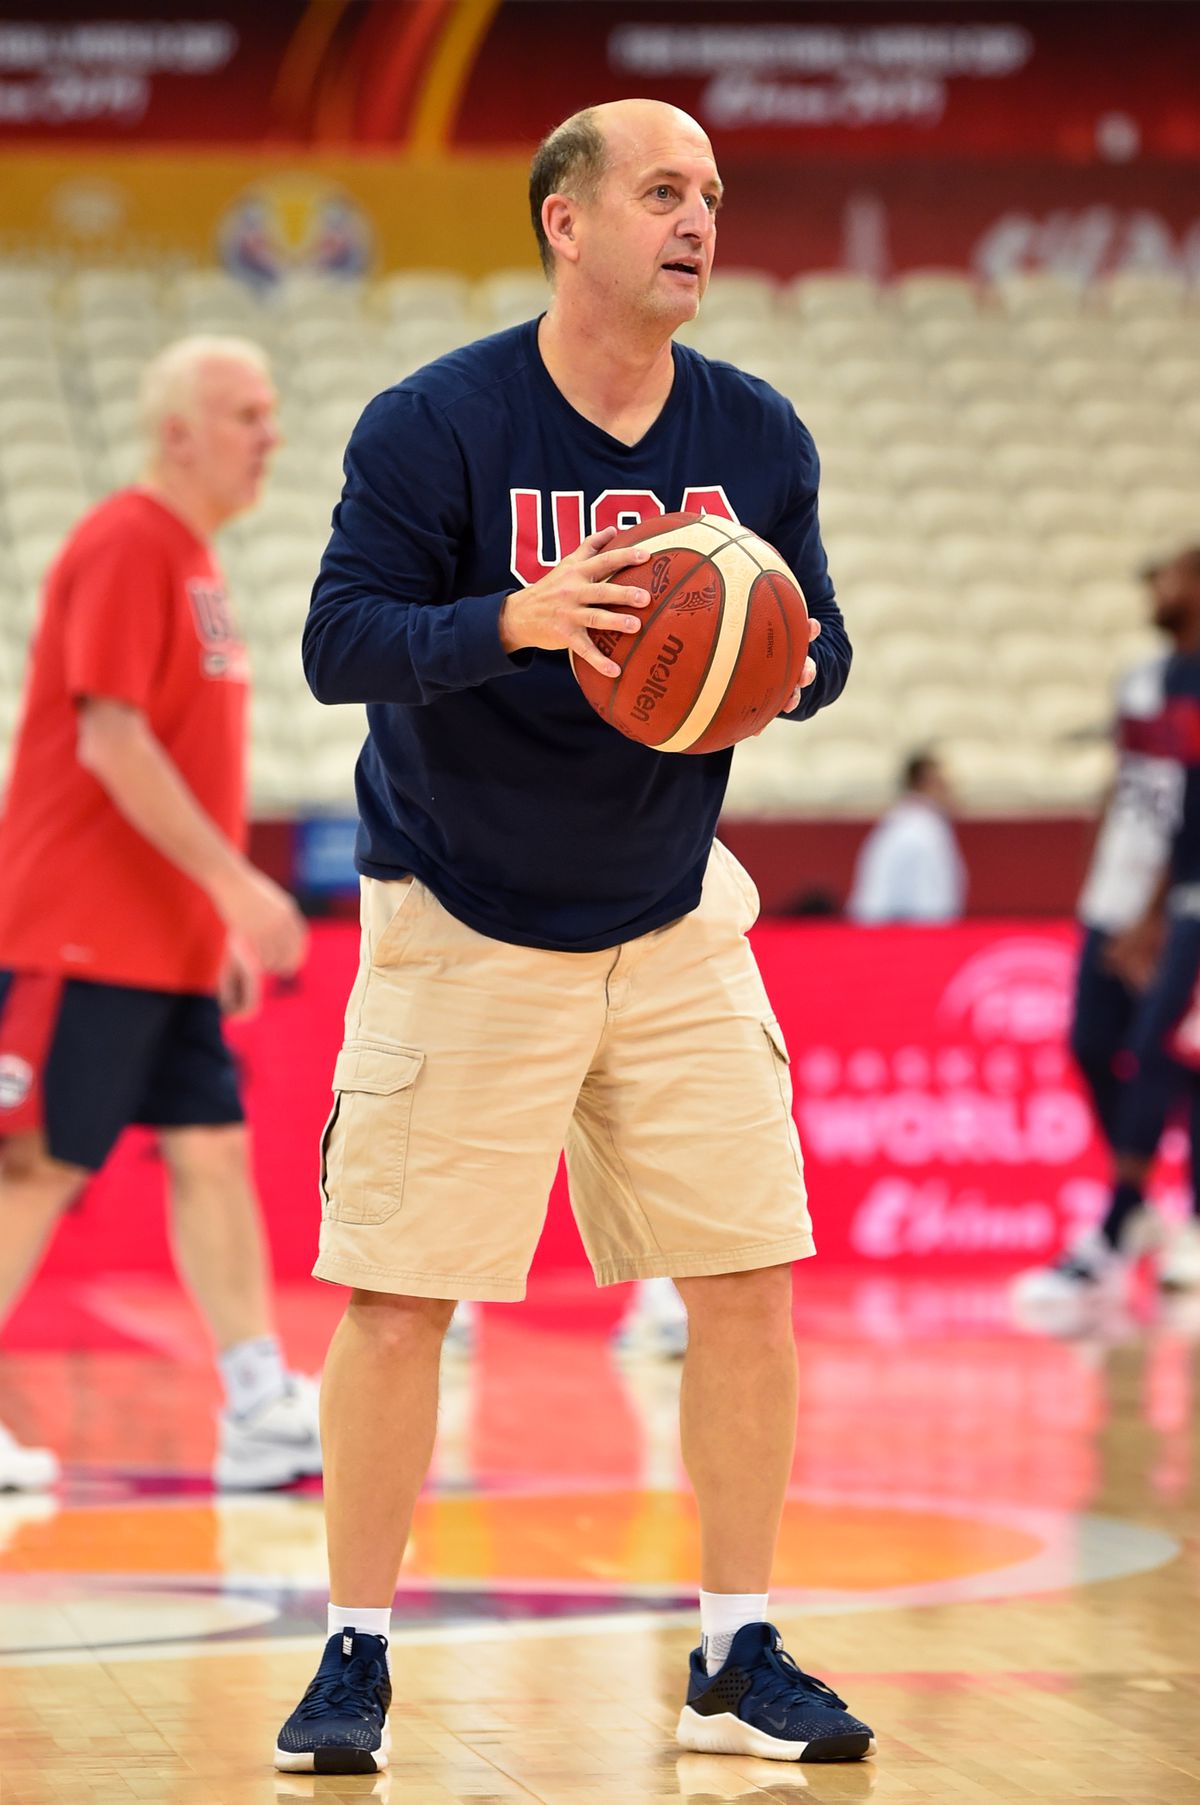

{"left": 613, "top": 1274, "right": 690, "bottom": 1358}
{"left": 0, "top": 337, "right": 317, "bottom": 1492}
{"left": 1069, "top": 559, "right": 1188, "bottom": 1145}
{"left": 846, "top": 751, "right": 965, "bottom": 924}
{"left": 1016, "top": 547, "right": 1200, "bottom": 1311}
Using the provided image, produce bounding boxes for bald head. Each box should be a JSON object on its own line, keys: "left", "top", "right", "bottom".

{"left": 589, "top": 97, "right": 712, "bottom": 161}
{"left": 529, "top": 98, "right": 715, "bottom": 278}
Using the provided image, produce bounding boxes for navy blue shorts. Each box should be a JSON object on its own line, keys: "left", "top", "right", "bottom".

{"left": 0, "top": 971, "right": 244, "bottom": 1172}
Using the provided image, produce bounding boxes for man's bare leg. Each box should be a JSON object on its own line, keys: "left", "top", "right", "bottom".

{"left": 162, "top": 1123, "right": 322, "bottom": 1489}
{"left": 159, "top": 1124, "right": 274, "bottom": 1350}
{"left": 0, "top": 1133, "right": 87, "bottom": 1318}
{"left": 0, "top": 1133, "right": 87, "bottom": 1483}
{"left": 674, "top": 1263, "right": 796, "bottom": 1592}
{"left": 321, "top": 1290, "right": 456, "bottom": 1603}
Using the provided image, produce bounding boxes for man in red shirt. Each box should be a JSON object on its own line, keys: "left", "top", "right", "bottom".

{"left": 0, "top": 335, "right": 314, "bottom": 1490}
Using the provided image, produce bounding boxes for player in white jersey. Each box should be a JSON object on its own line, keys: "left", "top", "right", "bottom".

{"left": 1016, "top": 555, "right": 1200, "bottom": 1316}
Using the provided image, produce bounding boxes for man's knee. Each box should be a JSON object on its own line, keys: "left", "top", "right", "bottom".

{"left": 676, "top": 1263, "right": 794, "bottom": 1339}
{"left": 0, "top": 1132, "right": 87, "bottom": 1206}
{"left": 346, "top": 1289, "right": 458, "bottom": 1355}
{"left": 160, "top": 1123, "right": 251, "bottom": 1189}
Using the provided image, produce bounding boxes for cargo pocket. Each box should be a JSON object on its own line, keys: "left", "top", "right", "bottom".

{"left": 320, "top": 1041, "right": 424, "bottom": 1225}
{"left": 762, "top": 1016, "right": 805, "bottom": 1177}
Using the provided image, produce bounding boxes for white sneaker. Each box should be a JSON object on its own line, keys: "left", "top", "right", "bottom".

{"left": 1011, "top": 1227, "right": 1133, "bottom": 1329}
{"left": 215, "top": 1374, "right": 323, "bottom": 1490}
{"left": 1159, "top": 1218, "right": 1200, "bottom": 1292}
{"left": 613, "top": 1277, "right": 689, "bottom": 1359}
{"left": 0, "top": 1420, "right": 59, "bottom": 1491}
{"left": 442, "top": 1299, "right": 477, "bottom": 1359}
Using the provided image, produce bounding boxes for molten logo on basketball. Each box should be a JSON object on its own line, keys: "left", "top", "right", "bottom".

{"left": 631, "top": 634, "right": 684, "bottom": 724}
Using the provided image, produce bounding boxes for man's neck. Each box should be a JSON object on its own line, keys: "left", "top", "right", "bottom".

{"left": 139, "top": 469, "right": 219, "bottom": 543}
{"left": 538, "top": 302, "right": 677, "bottom": 443}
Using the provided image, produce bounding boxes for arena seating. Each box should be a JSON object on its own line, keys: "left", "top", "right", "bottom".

{"left": 0, "top": 260, "right": 1195, "bottom": 817}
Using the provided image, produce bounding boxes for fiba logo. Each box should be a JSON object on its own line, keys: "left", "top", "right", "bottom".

{"left": 937, "top": 939, "right": 1074, "bottom": 1043}
{"left": 0, "top": 1054, "right": 34, "bottom": 1111}
{"left": 217, "top": 178, "right": 373, "bottom": 291}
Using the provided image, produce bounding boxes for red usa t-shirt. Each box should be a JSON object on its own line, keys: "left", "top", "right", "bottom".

{"left": 0, "top": 489, "right": 248, "bottom": 993}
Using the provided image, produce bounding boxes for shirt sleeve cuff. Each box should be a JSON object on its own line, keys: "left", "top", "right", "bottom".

{"left": 452, "top": 592, "right": 533, "bottom": 687}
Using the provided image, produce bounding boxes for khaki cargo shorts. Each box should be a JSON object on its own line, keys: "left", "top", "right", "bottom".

{"left": 313, "top": 840, "right": 813, "bottom": 1300}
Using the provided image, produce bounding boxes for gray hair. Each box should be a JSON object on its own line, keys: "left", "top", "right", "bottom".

{"left": 138, "top": 334, "right": 272, "bottom": 438}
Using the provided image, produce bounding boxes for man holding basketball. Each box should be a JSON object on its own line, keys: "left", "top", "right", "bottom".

{"left": 277, "top": 100, "right": 870, "bottom": 1773}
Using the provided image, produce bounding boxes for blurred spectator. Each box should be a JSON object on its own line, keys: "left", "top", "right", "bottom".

{"left": 847, "top": 752, "right": 966, "bottom": 924}
{"left": 1016, "top": 547, "right": 1200, "bottom": 1316}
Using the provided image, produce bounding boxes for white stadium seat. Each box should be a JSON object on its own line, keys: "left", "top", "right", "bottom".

{"left": 1096, "top": 270, "right": 1188, "bottom": 318}
{"left": 376, "top": 269, "right": 472, "bottom": 327}
{"left": 474, "top": 268, "right": 550, "bottom": 330}
{"left": 906, "top": 316, "right": 1015, "bottom": 365}
{"left": 993, "top": 271, "right": 1085, "bottom": 319}
{"left": 784, "top": 272, "right": 880, "bottom": 319}
{"left": 869, "top": 633, "right": 973, "bottom": 689}
{"left": 890, "top": 268, "right": 981, "bottom": 317}
{"left": 698, "top": 270, "right": 779, "bottom": 320}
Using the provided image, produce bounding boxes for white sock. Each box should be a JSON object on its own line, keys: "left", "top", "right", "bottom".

{"left": 700, "top": 1590, "right": 769, "bottom": 1675}
{"left": 219, "top": 1335, "right": 287, "bottom": 1417}
{"left": 328, "top": 1604, "right": 391, "bottom": 1649}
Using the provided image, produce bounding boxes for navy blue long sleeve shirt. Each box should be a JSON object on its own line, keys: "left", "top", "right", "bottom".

{"left": 303, "top": 318, "right": 850, "bottom": 951}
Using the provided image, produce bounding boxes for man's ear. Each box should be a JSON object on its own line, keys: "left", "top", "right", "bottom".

{"left": 542, "top": 193, "right": 581, "bottom": 266}
{"left": 160, "top": 412, "right": 193, "bottom": 464}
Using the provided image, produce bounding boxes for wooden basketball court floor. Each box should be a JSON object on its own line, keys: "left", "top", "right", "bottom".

{"left": 0, "top": 1272, "right": 1197, "bottom": 1805}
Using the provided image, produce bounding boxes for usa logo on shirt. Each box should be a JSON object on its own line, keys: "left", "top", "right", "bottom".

{"left": 508, "top": 485, "right": 737, "bottom": 587}
{"left": 187, "top": 580, "right": 248, "bottom": 681}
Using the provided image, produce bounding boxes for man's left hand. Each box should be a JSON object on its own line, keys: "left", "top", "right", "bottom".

{"left": 779, "top": 618, "right": 821, "bottom": 717}
{"left": 218, "top": 936, "right": 262, "bottom": 1020}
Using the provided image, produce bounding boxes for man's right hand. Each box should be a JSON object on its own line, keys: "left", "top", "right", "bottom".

{"left": 498, "top": 526, "right": 653, "bottom": 678}
{"left": 1104, "top": 912, "right": 1165, "bottom": 992}
{"left": 212, "top": 864, "right": 308, "bottom": 977}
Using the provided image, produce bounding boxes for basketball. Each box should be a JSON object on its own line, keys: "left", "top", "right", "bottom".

{"left": 570, "top": 512, "right": 810, "bottom": 753}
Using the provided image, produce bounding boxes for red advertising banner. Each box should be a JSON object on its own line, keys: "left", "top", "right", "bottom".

{"left": 454, "top": 1, "right": 1200, "bottom": 162}
{"left": 25, "top": 917, "right": 1186, "bottom": 1301}
{"left": 0, "top": 2, "right": 1197, "bottom": 160}
{"left": 705, "top": 158, "right": 1200, "bottom": 285}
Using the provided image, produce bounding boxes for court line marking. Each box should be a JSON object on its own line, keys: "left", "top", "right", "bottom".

{"left": 0, "top": 1505, "right": 1179, "bottom": 1667}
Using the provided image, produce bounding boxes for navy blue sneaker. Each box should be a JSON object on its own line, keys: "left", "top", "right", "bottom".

{"left": 677, "top": 1622, "right": 874, "bottom": 1761}
{"left": 274, "top": 1629, "right": 391, "bottom": 1773}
